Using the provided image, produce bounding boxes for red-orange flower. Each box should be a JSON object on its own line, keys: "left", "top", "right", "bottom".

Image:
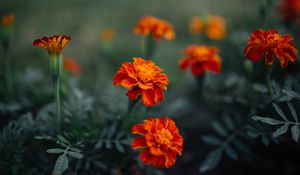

{"left": 189, "top": 16, "right": 203, "bottom": 35}
{"left": 132, "top": 117, "right": 183, "bottom": 168}
{"left": 134, "top": 16, "right": 175, "bottom": 40}
{"left": 1, "top": 14, "right": 15, "bottom": 27}
{"left": 279, "top": 0, "right": 300, "bottom": 21}
{"left": 113, "top": 57, "right": 168, "bottom": 107}
{"left": 33, "top": 35, "right": 71, "bottom": 54}
{"left": 63, "top": 57, "right": 81, "bottom": 76}
{"left": 179, "top": 45, "right": 221, "bottom": 76}
{"left": 205, "top": 15, "right": 226, "bottom": 40}
{"left": 244, "top": 29, "right": 297, "bottom": 68}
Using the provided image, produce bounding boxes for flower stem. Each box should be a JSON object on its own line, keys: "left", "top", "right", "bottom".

{"left": 127, "top": 98, "right": 139, "bottom": 116}
{"left": 4, "top": 51, "right": 13, "bottom": 101}
{"left": 144, "top": 35, "right": 155, "bottom": 59}
{"left": 55, "top": 77, "right": 61, "bottom": 133}
{"left": 266, "top": 64, "right": 274, "bottom": 96}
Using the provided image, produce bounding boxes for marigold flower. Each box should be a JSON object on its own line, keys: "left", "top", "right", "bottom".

{"left": 1, "top": 14, "right": 15, "bottom": 27}
{"left": 279, "top": 0, "right": 300, "bottom": 21}
{"left": 205, "top": 15, "right": 226, "bottom": 40}
{"left": 244, "top": 29, "right": 297, "bottom": 68}
{"left": 134, "top": 16, "right": 175, "bottom": 40}
{"left": 100, "top": 28, "right": 115, "bottom": 42}
{"left": 113, "top": 57, "right": 168, "bottom": 107}
{"left": 63, "top": 57, "right": 81, "bottom": 76}
{"left": 33, "top": 35, "right": 71, "bottom": 54}
{"left": 189, "top": 16, "right": 203, "bottom": 35}
{"left": 132, "top": 117, "right": 183, "bottom": 168}
{"left": 179, "top": 45, "right": 221, "bottom": 76}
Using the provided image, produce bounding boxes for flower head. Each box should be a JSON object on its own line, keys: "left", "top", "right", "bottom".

{"left": 179, "top": 45, "right": 222, "bottom": 76}
{"left": 113, "top": 57, "right": 168, "bottom": 107}
{"left": 279, "top": 0, "right": 300, "bottom": 21}
{"left": 134, "top": 16, "right": 175, "bottom": 40}
{"left": 244, "top": 29, "right": 297, "bottom": 68}
{"left": 1, "top": 14, "right": 15, "bottom": 27}
{"left": 205, "top": 15, "right": 226, "bottom": 40}
{"left": 189, "top": 16, "right": 203, "bottom": 35}
{"left": 63, "top": 57, "right": 81, "bottom": 76}
{"left": 132, "top": 117, "right": 183, "bottom": 168}
{"left": 100, "top": 28, "right": 115, "bottom": 42}
{"left": 33, "top": 35, "right": 71, "bottom": 54}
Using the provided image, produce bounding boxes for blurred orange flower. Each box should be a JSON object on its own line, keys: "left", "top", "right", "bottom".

{"left": 132, "top": 117, "right": 183, "bottom": 168}
{"left": 179, "top": 45, "right": 221, "bottom": 76}
{"left": 1, "top": 14, "right": 15, "bottom": 27}
{"left": 63, "top": 57, "right": 81, "bottom": 76}
{"left": 189, "top": 16, "right": 203, "bottom": 35}
{"left": 244, "top": 29, "right": 297, "bottom": 68}
{"left": 205, "top": 15, "right": 226, "bottom": 40}
{"left": 33, "top": 35, "right": 71, "bottom": 54}
{"left": 279, "top": 0, "right": 300, "bottom": 21}
{"left": 100, "top": 28, "right": 115, "bottom": 42}
{"left": 113, "top": 57, "right": 168, "bottom": 107}
{"left": 134, "top": 16, "right": 175, "bottom": 40}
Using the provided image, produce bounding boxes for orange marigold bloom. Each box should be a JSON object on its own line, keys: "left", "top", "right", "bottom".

{"left": 279, "top": 0, "right": 300, "bottom": 21}
{"left": 132, "top": 117, "right": 183, "bottom": 168}
{"left": 33, "top": 35, "right": 71, "bottom": 54}
{"left": 189, "top": 16, "right": 203, "bottom": 35}
{"left": 179, "top": 45, "right": 222, "bottom": 76}
{"left": 63, "top": 57, "right": 81, "bottom": 76}
{"left": 205, "top": 15, "right": 226, "bottom": 40}
{"left": 1, "top": 14, "right": 15, "bottom": 27}
{"left": 133, "top": 16, "right": 175, "bottom": 40}
{"left": 244, "top": 29, "right": 297, "bottom": 68}
{"left": 100, "top": 28, "right": 115, "bottom": 42}
{"left": 113, "top": 57, "right": 168, "bottom": 107}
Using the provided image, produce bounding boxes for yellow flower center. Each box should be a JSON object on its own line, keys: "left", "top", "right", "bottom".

{"left": 135, "top": 63, "right": 157, "bottom": 82}
{"left": 155, "top": 128, "right": 173, "bottom": 145}
{"left": 267, "top": 33, "right": 283, "bottom": 44}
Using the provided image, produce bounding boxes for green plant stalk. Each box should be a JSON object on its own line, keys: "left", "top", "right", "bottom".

{"left": 49, "top": 54, "right": 63, "bottom": 133}
{"left": 4, "top": 51, "right": 13, "bottom": 101}
{"left": 55, "top": 77, "right": 61, "bottom": 133}
{"left": 144, "top": 35, "right": 155, "bottom": 59}
{"left": 266, "top": 64, "right": 274, "bottom": 96}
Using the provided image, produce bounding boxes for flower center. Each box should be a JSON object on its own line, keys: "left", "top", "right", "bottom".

{"left": 155, "top": 128, "right": 173, "bottom": 145}
{"left": 135, "top": 63, "right": 157, "bottom": 82}
{"left": 266, "top": 34, "right": 283, "bottom": 44}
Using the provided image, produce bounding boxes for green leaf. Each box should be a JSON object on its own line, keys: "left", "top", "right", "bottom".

{"left": 261, "top": 135, "right": 270, "bottom": 146}
{"left": 272, "top": 103, "right": 288, "bottom": 122}
{"left": 202, "top": 135, "right": 222, "bottom": 145}
{"left": 115, "top": 142, "right": 125, "bottom": 153}
{"left": 224, "top": 146, "right": 238, "bottom": 160}
{"left": 53, "top": 154, "right": 69, "bottom": 174}
{"left": 287, "top": 102, "right": 298, "bottom": 122}
{"left": 223, "top": 116, "right": 235, "bottom": 130}
{"left": 199, "top": 149, "right": 222, "bottom": 172}
{"left": 291, "top": 125, "right": 300, "bottom": 142}
{"left": 282, "top": 89, "right": 300, "bottom": 99}
{"left": 272, "top": 124, "right": 289, "bottom": 138}
{"left": 57, "top": 135, "right": 70, "bottom": 144}
{"left": 212, "top": 122, "right": 228, "bottom": 137}
{"left": 46, "top": 148, "right": 64, "bottom": 154}
{"left": 95, "top": 140, "right": 103, "bottom": 149}
{"left": 252, "top": 116, "right": 283, "bottom": 125}
{"left": 67, "top": 151, "right": 83, "bottom": 159}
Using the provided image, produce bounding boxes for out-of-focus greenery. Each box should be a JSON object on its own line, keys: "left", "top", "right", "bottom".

{"left": 2, "top": 0, "right": 300, "bottom": 175}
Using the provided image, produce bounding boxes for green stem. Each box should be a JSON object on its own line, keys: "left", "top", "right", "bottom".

{"left": 144, "top": 35, "right": 155, "bottom": 59}
{"left": 4, "top": 51, "right": 13, "bottom": 101}
{"left": 127, "top": 98, "right": 139, "bottom": 116}
{"left": 266, "top": 64, "right": 274, "bottom": 96}
{"left": 55, "top": 77, "right": 61, "bottom": 133}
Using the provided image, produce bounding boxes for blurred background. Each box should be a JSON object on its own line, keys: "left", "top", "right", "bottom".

{"left": 2, "top": 0, "right": 300, "bottom": 175}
